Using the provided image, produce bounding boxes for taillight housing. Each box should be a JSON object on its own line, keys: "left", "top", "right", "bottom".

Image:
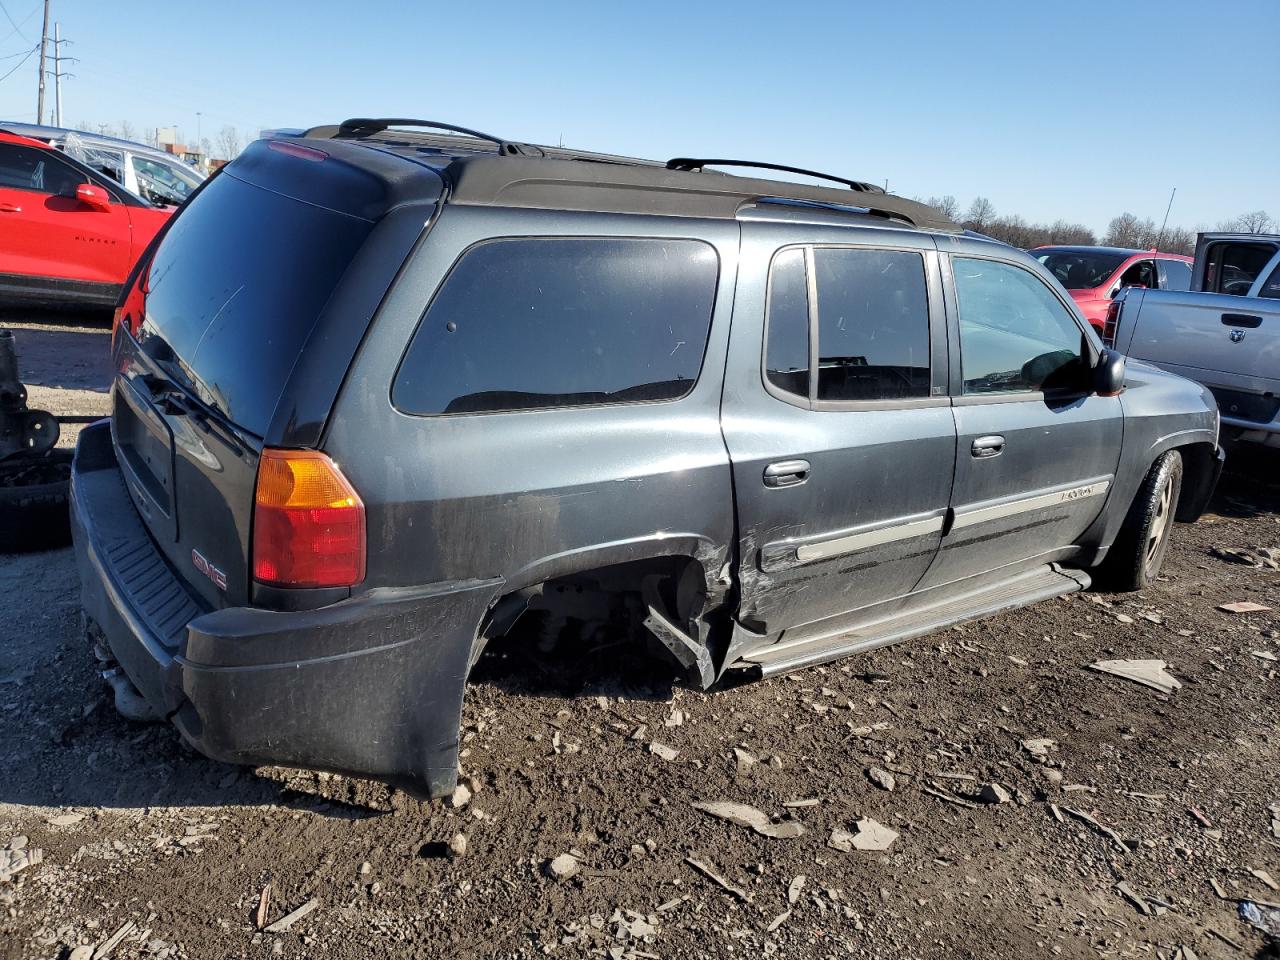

{"left": 1102, "top": 300, "right": 1121, "bottom": 347}
{"left": 252, "top": 449, "right": 366, "bottom": 589}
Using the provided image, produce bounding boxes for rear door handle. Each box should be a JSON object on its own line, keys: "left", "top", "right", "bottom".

{"left": 764, "top": 459, "right": 810, "bottom": 488}
{"left": 0, "top": 203, "right": 21, "bottom": 213}
{"left": 1222, "top": 313, "right": 1262, "bottom": 328}
{"left": 971, "top": 435, "right": 1005, "bottom": 459}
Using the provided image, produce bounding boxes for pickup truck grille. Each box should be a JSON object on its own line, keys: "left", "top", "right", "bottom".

{"left": 1209, "top": 387, "right": 1280, "bottom": 425}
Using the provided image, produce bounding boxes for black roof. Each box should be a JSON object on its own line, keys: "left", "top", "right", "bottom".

{"left": 293, "top": 118, "right": 960, "bottom": 233}
{"left": 1034, "top": 245, "right": 1151, "bottom": 257}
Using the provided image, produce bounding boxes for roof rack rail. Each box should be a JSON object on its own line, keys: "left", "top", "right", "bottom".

{"left": 302, "top": 118, "right": 531, "bottom": 155}
{"left": 666, "top": 157, "right": 883, "bottom": 194}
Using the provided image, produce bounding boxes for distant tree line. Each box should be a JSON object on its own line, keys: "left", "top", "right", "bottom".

{"left": 920, "top": 195, "right": 1274, "bottom": 256}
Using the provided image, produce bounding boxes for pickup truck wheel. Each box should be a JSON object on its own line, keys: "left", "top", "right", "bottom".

{"left": 1096, "top": 450, "right": 1182, "bottom": 592}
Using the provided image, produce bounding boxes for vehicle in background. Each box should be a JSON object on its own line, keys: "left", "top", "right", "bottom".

{"left": 70, "top": 118, "right": 1221, "bottom": 798}
{"left": 1107, "top": 232, "right": 1280, "bottom": 446}
{"left": 0, "top": 122, "right": 206, "bottom": 208}
{"left": 0, "top": 129, "right": 172, "bottom": 308}
{"left": 1031, "top": 245, "right": 1194, "bottom": 331}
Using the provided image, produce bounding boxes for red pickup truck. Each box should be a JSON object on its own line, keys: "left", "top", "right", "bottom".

{"left": 1031, "top": 245, "right": 1194, "bottom": 332}
{"left": 0, "top": 129, "right": 172, "bottom": 308}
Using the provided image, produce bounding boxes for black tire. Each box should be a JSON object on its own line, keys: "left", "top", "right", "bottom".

{"left": 0, "top": 449, "right": 73, "bottom": 553}
{"left": 1095, "top": 450, "right": 1182, "bottom": 592}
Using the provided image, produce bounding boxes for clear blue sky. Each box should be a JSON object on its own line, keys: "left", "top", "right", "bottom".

{"left": 1, "top": 0, "right": 1276, "bottom": 233}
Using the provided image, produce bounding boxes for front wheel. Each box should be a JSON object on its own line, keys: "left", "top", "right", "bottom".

{"left": 1095, "top": 450, "right": 1182, "bottom": 592}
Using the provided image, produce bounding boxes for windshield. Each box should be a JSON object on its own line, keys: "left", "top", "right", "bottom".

{"left": 133, "top": 155, "right": 203, "bottom": 206}
{"left": 1031, "top": 250, "right": 1130, "bottom": 290}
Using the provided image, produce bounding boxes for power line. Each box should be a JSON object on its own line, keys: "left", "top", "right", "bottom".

{"left": 0, "top": 41, "right": 35, "bottom": 58}
{"left": 0, "top": 0, "right": 31, "bottom": 41}
{"left": 0, "top": 40, "right": 34, "bottom": 82}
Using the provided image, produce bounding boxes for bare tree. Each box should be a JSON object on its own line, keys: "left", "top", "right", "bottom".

{"left": 1236, "top": 210, "right": 1274, "bottom": 234}
{"left": 1103, "top": 212, "right": 1160, "bottom": 249}
{"left": 118, "top": 120, "right": 136, "bottom": 141}
{"left": 924, "top": 195, "right": 960, "bottom": 220}
{"left": 963, "top": 196, "right": 996, "bottom": 232}
{"left": 74, "top": 118, "right": 93, "bottom": 133}
{"left": 216, "top": 125, "right": 242, "bottom": 160}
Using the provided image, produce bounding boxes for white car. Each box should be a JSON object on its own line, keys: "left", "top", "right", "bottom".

{"left": 0, "top": 122, "right": 205, "bottom": 208}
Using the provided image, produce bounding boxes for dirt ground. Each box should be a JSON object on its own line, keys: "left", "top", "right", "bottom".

{"left": 1, "top": 312, "right": 1278, "bottom": 960}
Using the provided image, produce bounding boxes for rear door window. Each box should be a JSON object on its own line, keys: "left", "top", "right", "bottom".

{"left": 812, "top": 247, "right": 930, "bottom": 402}
{"left": 393, "top": 237, "right": 719, "bottom": 415}
{"left": 137, "top": 171, "right": 373, "bottom": 435}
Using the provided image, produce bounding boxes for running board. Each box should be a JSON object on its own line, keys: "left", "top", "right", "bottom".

{"left": 739, "top": 564, "right": 1090, "bottom": 679}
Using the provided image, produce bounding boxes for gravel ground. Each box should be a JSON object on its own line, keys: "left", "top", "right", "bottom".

{"left": 1, "top": 315, "right": 1278, "bottom": 960}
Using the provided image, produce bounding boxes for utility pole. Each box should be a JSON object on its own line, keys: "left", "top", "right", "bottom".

{"left": 51, "top": 22, "right": 69, "bottom": 127}
{"left": 35, "top": 0, "right": 50, "bottom": 124}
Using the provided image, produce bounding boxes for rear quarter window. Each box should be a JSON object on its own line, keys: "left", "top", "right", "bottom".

{"left": 393, "top": 237, "right": 719, "bottom": 415}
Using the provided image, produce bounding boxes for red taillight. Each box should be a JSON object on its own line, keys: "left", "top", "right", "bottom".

{"left": 1102, "top": 300, "right": 1121, "bottom": 347}
{"left": 252, "top": 449, "right": 365, "bottom": 588}
{"left": 266, "top": 140, "right": 328, "bottom": 162}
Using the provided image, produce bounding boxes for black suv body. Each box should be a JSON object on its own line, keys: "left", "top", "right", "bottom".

{"left": 71, "top": 121, "right": 1223, "bottom": 797}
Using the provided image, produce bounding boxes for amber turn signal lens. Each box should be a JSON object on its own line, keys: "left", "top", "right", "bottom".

{"left": 252, "top": 449, "right": 365, "bottom": 589}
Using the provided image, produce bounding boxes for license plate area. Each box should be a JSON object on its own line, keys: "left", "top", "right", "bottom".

{"left": 112, "top": 379, "right": 178, "bottom": 541}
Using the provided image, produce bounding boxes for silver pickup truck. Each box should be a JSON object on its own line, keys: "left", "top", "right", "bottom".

{"left": 1108, "top": 232, "right": 1280, "bottom": 445}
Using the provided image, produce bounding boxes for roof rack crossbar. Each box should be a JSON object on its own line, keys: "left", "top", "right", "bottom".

{"left": 666, "top": 157, "right": 882, "bottom": 194}
{"left": 328, "top": 118, "right": 524, "bottom": 154}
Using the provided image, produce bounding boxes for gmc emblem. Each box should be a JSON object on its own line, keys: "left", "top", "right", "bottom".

{"left": 191, "top": 548, "right": 228, "bottom": 591}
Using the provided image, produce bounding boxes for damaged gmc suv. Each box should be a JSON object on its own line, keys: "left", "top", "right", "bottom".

{"left": 71, "top": 119, "right": 1223, "bottom": 798}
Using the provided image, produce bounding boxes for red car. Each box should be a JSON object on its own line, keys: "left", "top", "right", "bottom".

{"left": 0, "top": 129, "right": 172, "bottom": 308}
{"left": 1031, "top": 245, "right": 1195, "bottom": 332}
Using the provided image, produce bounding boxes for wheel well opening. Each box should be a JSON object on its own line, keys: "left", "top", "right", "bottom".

{"left": 1173, "top": 441, "right": 1218, "bottom": 522}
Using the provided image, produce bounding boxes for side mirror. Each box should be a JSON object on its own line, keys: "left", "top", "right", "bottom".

{"left": 1093, "top": 347, "right": 1126, "bottom": 397}
{"left": 75, "top": 183, "right": 111, "bottom": 211}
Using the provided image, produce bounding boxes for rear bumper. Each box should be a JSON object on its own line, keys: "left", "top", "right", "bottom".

{"left": 70, "top": 421, "right": 500, "bottom": 797}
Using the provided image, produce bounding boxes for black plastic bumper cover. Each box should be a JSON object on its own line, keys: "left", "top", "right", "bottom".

{"left": 70, "top": 422, "right": 501, "bottom": 798}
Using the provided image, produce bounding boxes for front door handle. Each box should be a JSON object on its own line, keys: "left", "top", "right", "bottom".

{"left": 0, "top": 203, "right": 21, "bottom": 213}
{"left": 764, "top": 459, "right": 810, "bottom": 488}
{"left": 971, "top": 435, "right": 1005, "bottom": 459}
{"left": 1222, "top": 313, "right": 1262, "bottom": 328}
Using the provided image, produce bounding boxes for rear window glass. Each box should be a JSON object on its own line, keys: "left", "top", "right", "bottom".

{"left": 1161, "top": 259, "right": 1192, "bottom": 291}
{"left": 136, "top": 172, "right": 372, "bottom": 435}
{"left": 765, "top": 248, "right": 810, "bottom": 398}
{"left": 393, "top": 237, "right": 719, "bottom": 416}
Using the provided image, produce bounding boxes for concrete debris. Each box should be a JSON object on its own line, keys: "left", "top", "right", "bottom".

{"left": 1172, "top": 947, "right": 1199, "bottom": 960}
{"left": 0, "top": 845, "right": 42, "bottom": 883}
{"left": 68, "top": 947, "right": 93, "bottom": 960}
{"left": 91, "top": 920, "right": 136, "bottom": 960}
{"left": 1239, "top": 901, "right": 1280, "bottom": 939}
{"left": 648, "top": 742, "right": 679, "bottom": 762}
{"left": 448, "top": 833, "right": 468, "bottom": 859}
{"left": 1115, "top": 881, "right": 1152, "bottom": 916}
{"left": 732, "top": 747, "right": 757, "bottom": 776}
{"left": 828, "top": 817, "right": 898, "bottom": 853}
{"left": 610, "top": 908, "right": 657, "bottom": 941}
{"left": 1252, "top": 650, "right": 1279, "bottom": 662}
{"left": 788, "top": 875, "right": 806, "bottom": 905}
{"left": 766, "top": 910, "right": 791, "bottom": 932}
{"left": 1089, "top": 659, "right": 1181, "bottom": 694}
{"left": 1250, "top": 868, "right": 1279, "bottom": 892}
{"left": 664, "top": 709, "right": 685, "bottom": 728}
{"left": 782, "top": 797, "right": 820, "bottom": 808}
{"left": 691, "top": 801, "right": 805, "bottom": 839}
{"left": 48, "top": 812, "right": 86, "bottom": 827}
{"left": 1114, "top": 613, "right": 1135, "bottom": 624}
{"left": 449, "top": 783, "right": 472, "bottom": 809}
{"left": 546, "top": 854, "right": 580, "bottom": 881}
{"left": 263, "top": 897, "right": 320, "bottom": 934}
{"left": 866, "top": 766, "right": 896, "bottom": 792}
{"left": 1218, "top": 601, "right": 1272, "bottom": 614}
{"left": 979, "top": 782, "right": 1013, "bottom": 805}
{"left": 685, "top": 856, "right": 751, "bottom": 901}
{"left": 1022, "top": 738, "right": 1056, "bottom": 760}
